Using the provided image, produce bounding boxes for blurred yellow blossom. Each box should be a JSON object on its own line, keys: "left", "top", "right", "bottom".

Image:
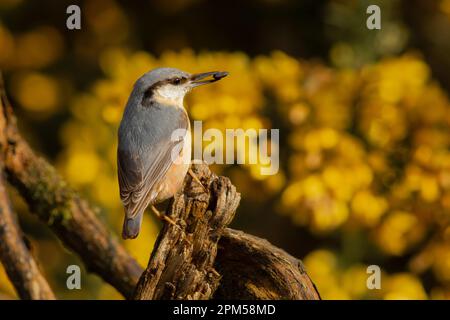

{"left": 0, "top": 0, "right": 448, "bottom": 301}
{"left": 64, "top": 151, "right": 101, "bottom": 185}
{"left": 11, "top": 72, "right": 61, "bottom": 113}
{"left": 49, "top": 51, "right": 450, "bottom": 299}
{"left": 376, "top": 211, "right": 425, "bottom": 256}
{"left": 0, "top": 265, "right": 16, "bottom": 299}
{"left": 351, "top": 190, "right": 388, "bottom": 226}
{"left": 2, "top": 43, "right": 449, "bottom": 299}
{"left": 383, "top": 274, "right": 427, "bottom": 300}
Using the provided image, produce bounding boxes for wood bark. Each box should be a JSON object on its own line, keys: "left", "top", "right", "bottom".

{"left": 133, "top": 164, "right": 240, "bottom": 299}
{"left": 215, "top": 229, "right": 321, "bottom": 299}
{"left": 134, "top": 164, "right": 320, "bottom": 300}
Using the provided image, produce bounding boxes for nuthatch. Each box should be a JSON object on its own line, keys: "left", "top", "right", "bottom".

{"left": 118, "top": 67, "right": 228, "bottom": 239}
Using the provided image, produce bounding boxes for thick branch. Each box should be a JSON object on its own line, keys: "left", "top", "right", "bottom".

{"left": 0, "top": 73, "right": 143, "bottom": 299}
{"left": 215, "top": 229, "right": 321, "bottom": 299}
{"left": 0, "top": 173, "right": 55, "bottom": 300}
{"left": 134, "top": 164, "right": 240, "bottom": 299}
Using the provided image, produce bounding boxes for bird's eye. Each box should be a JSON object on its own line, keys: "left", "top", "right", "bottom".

{"left": 173, "top": 77, "right": 182, "bottom": 85}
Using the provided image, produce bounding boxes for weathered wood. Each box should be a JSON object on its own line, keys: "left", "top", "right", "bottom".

{"left": 134, "top": 164, "right": 320, "bottom": 300}
{"left": 0, "top": 73, "right": 143, "bottom": 299}
{"left": 215, "top": 229, "right": 321, "bottom": 300}
{"left": 134, "top": 164, "right": 240, "bottom": 299}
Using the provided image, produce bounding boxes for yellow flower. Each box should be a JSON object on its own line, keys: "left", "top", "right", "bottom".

{"left": 0, "top": 264, "right": 17, "bottom": 299}
{"left": 383, "top": 274, "right": 427, "bottom": 300}
{"left": 64, "top": 151, "right": 101, "bottom": 185}
{"left": 12, "top": 72, "right": 61, "bottom": 113}
{"left": 351, "top": 190, "right": 388, "bottom": 226}
{"left": 376, "top": 211, "right": 425, "bottom": 255}
{"left": 303, "top": 250, "right": 339, "bottom": 299}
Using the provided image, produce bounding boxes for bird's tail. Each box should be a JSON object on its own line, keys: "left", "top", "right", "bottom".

{"left": 122, "top": 211, "right": 144, "bottom": 240}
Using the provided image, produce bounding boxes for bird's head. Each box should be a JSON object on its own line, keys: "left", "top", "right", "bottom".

{"left": 135, "top": 67, "right": 228, "bottom": 106}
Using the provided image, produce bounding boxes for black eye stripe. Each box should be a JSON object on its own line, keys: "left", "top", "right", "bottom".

{"left": 143, "top": 76, "right": 187, "bottom": 102}
{"left": 171, "top": 77, "right": 187, "bottom": 85}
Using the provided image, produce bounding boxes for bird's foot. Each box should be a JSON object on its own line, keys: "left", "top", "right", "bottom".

{"left": 188, "top": 168, "right": 208, "bottom": 193}
{"left": 150, "top": 205, "right": 192, "bottom": 245}
{"left": 151, "top": 205, "right": 177, "bottom": 227}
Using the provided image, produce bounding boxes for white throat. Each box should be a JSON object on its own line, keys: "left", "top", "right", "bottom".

{"left": 154, "top": 84, "right": 188, "bottom": 106}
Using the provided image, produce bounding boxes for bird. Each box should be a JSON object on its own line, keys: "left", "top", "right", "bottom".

{"left": 117, "top": 67, "right": 228, "bottom": 239}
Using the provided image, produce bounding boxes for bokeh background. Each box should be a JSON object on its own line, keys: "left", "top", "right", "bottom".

{"left": 1, "top": 0, "right": 450, "bottom": 300}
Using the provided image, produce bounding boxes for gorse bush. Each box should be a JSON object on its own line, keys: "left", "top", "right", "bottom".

{"left": 48, "top": 49, "right": 449, "bottom": 299}
{"left": 1, "top": 0, "right": 449, "bottom": 301}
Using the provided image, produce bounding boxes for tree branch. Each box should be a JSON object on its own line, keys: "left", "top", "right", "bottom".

{"left": 0, "top": 72, "right": 143, "bottom": 299}
{"left": 0, "top": 94, "right": 55, "bottom": 299}
{"left": 215, "top": 229, "right": 321, "bottom": 299}
{"left": 0, "top": 173, "right": 56, "bottom": 299}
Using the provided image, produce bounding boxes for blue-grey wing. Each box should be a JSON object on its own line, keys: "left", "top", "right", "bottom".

{"left": 118, "top": 106, "right": 189, "bottom": 219}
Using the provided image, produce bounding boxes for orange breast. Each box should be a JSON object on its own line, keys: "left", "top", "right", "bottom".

{"left": 154, "top": 130, "right": 191, "bottom": 203}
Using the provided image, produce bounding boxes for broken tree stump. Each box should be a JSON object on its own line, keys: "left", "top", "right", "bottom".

{"left": 134, "top": 164, "right": 320, "bottom": 300}
{"left": 133, "top": 164, "right": 240, "bottom": 299}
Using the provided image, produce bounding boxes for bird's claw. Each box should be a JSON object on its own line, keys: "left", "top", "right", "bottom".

{"left": 188, "top": 168, "right": 208, "bottom": 193}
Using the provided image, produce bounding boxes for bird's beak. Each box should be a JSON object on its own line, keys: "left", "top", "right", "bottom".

{"left": 189, "top": 71, "right": 228, "bottom": 88}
